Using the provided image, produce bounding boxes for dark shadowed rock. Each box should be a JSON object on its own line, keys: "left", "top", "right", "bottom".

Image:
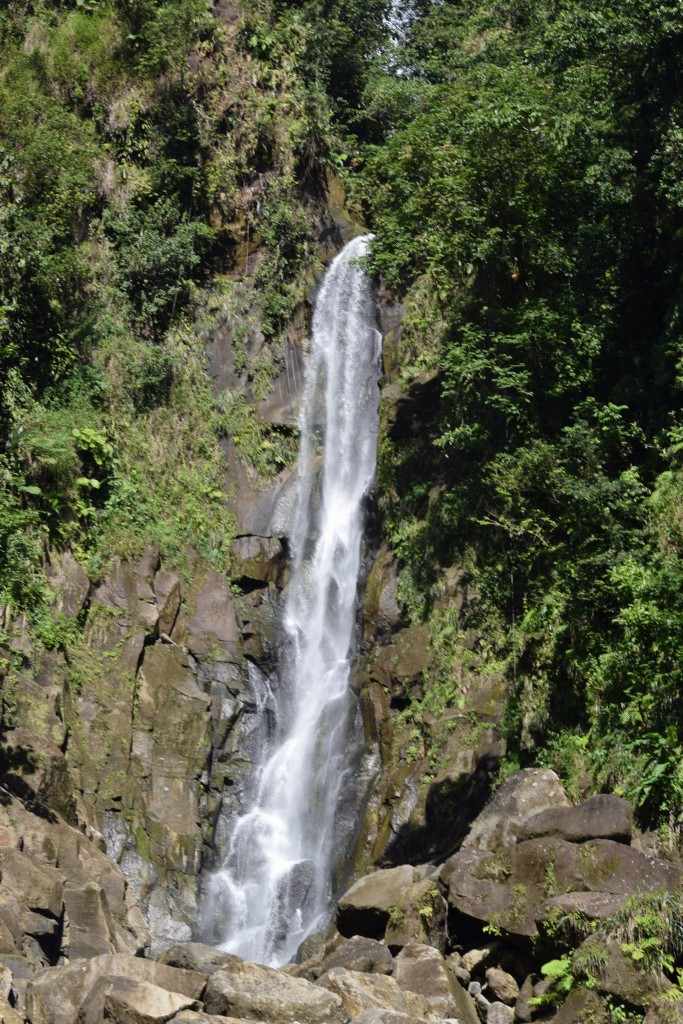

{"left": 517, "top": 794, "right": 633, "bottom": 845}
{"left": 572, "top": 936, "right": 672, "bottom": 1008}
{"left": 548, "top": 987, "right": 608, "bottom": 1022}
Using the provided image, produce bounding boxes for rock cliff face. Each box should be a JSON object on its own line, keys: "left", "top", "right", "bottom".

{"left": 0, "top": 180, "right": 377, "bottom": 979}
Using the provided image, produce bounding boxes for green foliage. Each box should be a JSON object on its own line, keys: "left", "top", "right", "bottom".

{"left": 362, "top": 0, "right": 683, "bottom": 834}
{"left": 612, "top": 889, "right": 683, "bottom": 977}
{"left": 214, "top": 390, "right": 299, "bottom": 480}
{"left": 100, "top": 197, "right": 216, "bottom": 337}
{"left": 255, "top": 178, "right": 313, "bottom": 338}
{"left": 529, "top": 956, "right": 575, "bottom": 1009}
{"left": 0, "top": 0, "right": 341, "bottom": 626}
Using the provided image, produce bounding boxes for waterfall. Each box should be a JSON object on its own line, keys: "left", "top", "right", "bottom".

{"left": 206, "top": 234, "right": 381, "bottom": 967}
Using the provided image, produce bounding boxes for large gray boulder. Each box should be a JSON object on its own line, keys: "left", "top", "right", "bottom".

{"left": 316, "top": 967, "right": 428, "bottom": 1020}
{"left": 81, "top": 976, "right": 199, "bottom": 1024}
{"left": 26, "top": 955, "right": 206, "bottom": 1024}
{"left": 392, "top": 944, "right": 479, "bottom": 1024}
{"left": 204, "top": 956, "right": 347, "bottom": 1024}
{"left": 441, "top": 836, "right": 682, "bottom": 939}
{"left": 158, "top": 943, "right": 237, "bottom": 976}
{"left": 337, "top": 867, "right": 447, "bottom": 951}
{"left": 292, "top": 936, "right": 395, "bottom": 983}
{"left": 516, "top": 794, "right": 633, "bottom": 845}
{"left": 346, "top": 1014, "right": 428, "bottom": 1024}
{"left": 321, "top": 936, "right": 394, "bottom": 977}
{"left": 462, "top": 769, "right": 569, "bottom": 854}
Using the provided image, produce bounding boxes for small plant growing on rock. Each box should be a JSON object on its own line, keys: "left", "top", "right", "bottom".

{"left": 612, "top": 888, "right": 683, "bottom": 978}
{"left": 417, "top": 883, "right": 441, "bottom": 925}
{"left": 529, "top": 955, "right": 575, "bottom": 1009}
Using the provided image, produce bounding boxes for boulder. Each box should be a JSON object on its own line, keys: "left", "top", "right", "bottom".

{"left": 204, "top": 956, "right": 347, "bottom": 1024}
{"left": 485, "top": 968, "right": 519, "bottom": 1006}
{"left": 0, "top": 848, "right": 64, "bottom": 919}
{"left": 392, "top": 944, "right": 479, "bottom": 1024}
{"left": 350, "top": 1014, "right": 429, "bottom": 1024}
{"left": 158, "top": 943, "right": 237, "bottom": 976}
{"left": 337, "top": 868, "right": 448, "bottom": 951}
{"left": 63, "top": 882, "right": 116, "bottom": 958}
{"left": 26, "top": 955, "right": 206, "bottom": 1024}
{"left": 0, "top": 1000, "right": 23, "bottom": 1024}
{"left": 643, "top": 999, "right": 683, "bottom": 1024}
{"left": 229, "top": 536, "right": 282, "bottom": 589}
{"left": 539, "top": 891, "right": 626, "bottom": 926}
{"left": 316, "top": 967, "right": 426, "bottom": 1020}
{"left": 337, "top": 866, "right": 415, "bottom": 940}
{"left": 445, "top": 951, "right": 470, "bottom": 987}
{"left": 4, "top": 795, "right": 138, "bottom": 958}
{"left": 548, "top": 987, "right": 608, "bottom": 1023}
{"left": 513, "top": 976, "right": 535, "bottom": 1023}
{"left": 82, "top": 976, "right": 199, "bottom": 1024}
{"left": 461, "top": 943, "right": 502, "bottom": 977}
{"left": 487, "top": 1005, "right": 514, "bottom": 1024}
{"left": 462, "top": 770, "right": 569, "bottom": 854}
{"left": 170, "top": 1015, "right": 267, "bottom": 1024}
{"left": 572, "top": 936, "right": 672, "bottom": 1008}
{"left": 517, "top": 795, "right": 633, "bottom": 845}
{"left": 307, "top": 936, "right": 394, "bottom": 981}
{"left": 442, "top": 835, "right": 682, "bottom": 939}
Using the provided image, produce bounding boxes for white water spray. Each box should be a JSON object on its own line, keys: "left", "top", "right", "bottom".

{"left": 206, "top": 235, "right": 381, "bottom": 966}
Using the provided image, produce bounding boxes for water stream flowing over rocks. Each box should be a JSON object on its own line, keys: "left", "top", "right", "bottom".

{"left": 204, "top": 235, "right": 382, "bottom": 967}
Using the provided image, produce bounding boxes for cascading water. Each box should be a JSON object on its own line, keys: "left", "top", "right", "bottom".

{"left": 206, "top": 234, "right": 381, "bottom": 967}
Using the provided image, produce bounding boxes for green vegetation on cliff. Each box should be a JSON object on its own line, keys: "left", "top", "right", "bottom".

{"left": 0, "top": 0, "right": 379, "bottom": 624}
{"left": 360, "top": 0, "right": 683, "bottom": 834}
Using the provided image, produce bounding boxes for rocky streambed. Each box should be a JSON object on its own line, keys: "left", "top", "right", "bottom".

{"left": 2, "top": 763, "right": 681, "bottom": 1023}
